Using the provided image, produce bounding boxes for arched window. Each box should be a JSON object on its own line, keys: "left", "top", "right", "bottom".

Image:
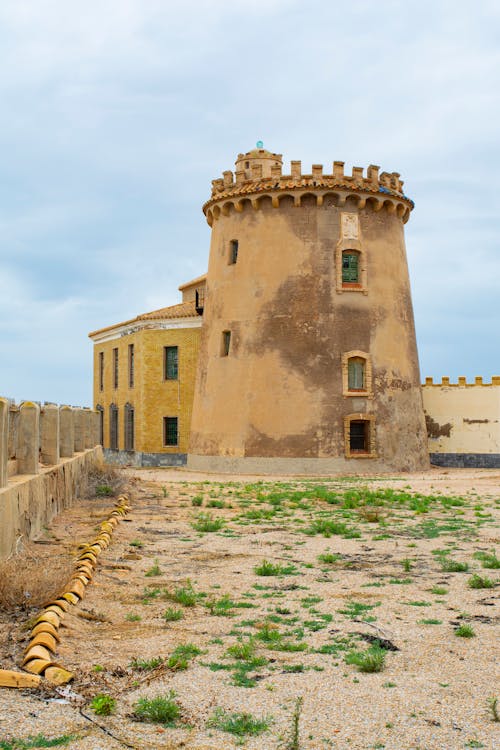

{"left": 96, "top": 404, "right": 104, "bottom": 446}
{"left": 342, "top": 351, "right": 372, "bottom": 397}
{"left": 124, "top": 403, "right": 134, "bottom": 451}
{"left": 348, "top": 357, "right": 365, "bottom": 390}
{"left": 342, "top": 250, "right": 360, "bottom": 284}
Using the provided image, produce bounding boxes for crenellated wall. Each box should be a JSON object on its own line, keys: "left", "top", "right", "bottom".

{"left": 0, "top": 398, "right": 103, "bottom": 559}
{"left": 422, "top": 378, "right": 500, "bottom": 467}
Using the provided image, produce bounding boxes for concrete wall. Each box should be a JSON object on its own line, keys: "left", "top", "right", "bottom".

{"left": 422, "top": 378, "right": 500, "bottom": 467}
{"left": 0, "top": 447, "right": 103, "bottom": 560}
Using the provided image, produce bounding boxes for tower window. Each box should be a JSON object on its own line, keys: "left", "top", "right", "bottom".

{"left": 124, "top": 403, "right": 134, "bottom": 451}
{"left": 163, "top": 416, "right": 178, "bottom": 446}
{"left": 348, "top": 357, "right": 365, "bottom": 390}
{"left": 128, "top": 344, "right": 134, "bottom": 388}
{"left": 221, "top": 330, "right": 231, "bottom": 357}
{"left": 342, "top": 251, "right": 360, "bottom": 284}
{"left": 349, "top": 420, "right": 369, "bottom": 452}
{"left": 96, "top": 404, "right": 104, "bottom": 446}
{"left": 99, "top": 352, "right": 104, "bottom": 392}
{"left": 164, "top": 346, "right": 178, "bottom": 380}
{"left": 109, "top": 404, "right": 118, "bottom": 450}
{"left": 113, "top": 348, "right": 119, "bottom": 389}
{"left": 229, "top": 240, "right": 239, "bottom": 265}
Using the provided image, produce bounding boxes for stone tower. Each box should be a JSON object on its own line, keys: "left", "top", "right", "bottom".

{"left": 187, "top": 146, "right": 429, "bottom": 473}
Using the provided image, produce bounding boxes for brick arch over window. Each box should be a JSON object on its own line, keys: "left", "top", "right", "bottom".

{"left": 344, "top": 413, "right": 377, "bottom": 459}
{"left": 341, "top": 351, "right": 373, "bottom": 397}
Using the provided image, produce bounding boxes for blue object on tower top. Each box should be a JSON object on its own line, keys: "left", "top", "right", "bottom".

{"left": 256, "top": 140, "right": 264, "bottom": 148}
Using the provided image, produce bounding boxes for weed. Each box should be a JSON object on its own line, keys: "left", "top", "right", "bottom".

{"left": 125, "top": 613, "right": 141, "bottom": 622}
{"left": 207, "top": 708, "right": 272, "bottom": 737}
{"left": 0, "top": 547, "right": 71, "bottom": 611}
{"left": 133, "top": 692, "right": 181, "bottom": 725}
{"left": 0, "top": 737, "right": 75, "bottom": 750}
{"left": 418, "top": 618, "right": 442, "bottom": 625}
{"left": 317, "top": 552, "right": 342, "bottom": 564}
{"left": 161, "top": 486, "right": 168, "bottom": 497}
{"left": 207, "top": 499, "right": 226, "bottom": 508}
{"left": 468, "top": 574, "right": 495, "bottom": 589}
{"left": 454, "top": 624, "right": 475, "bottom": 638}
{"left": 206, "top": 594, "right": 235, "bottom": 616}
{"left": 90, "top": 693, "right": 116, "bottom": 716}
{"left": 406, "top": 600, "right": 432, "bottom": 607}
{"left": 474, "top": 551, "right": 500, "bottom": 569}
{"left": 226, "top": 641, "right": 256, "bottom": 660}
{"left": 129, "top": 656, "right": 163, "bottom": 671}
{"left": 130, "top": 539, "right": 143, "bottom": 548}
{"left": 191, "top": 513, "right": 225, "bottom": 532}
{"left": 287, "top": 696, "right": 303, "bottom": 750}
{"left": 192, "top": 495, "right": 203, "bottom": 507}
{"left": 144, "top": 559, "right": 162, "bottom": 577}
{"left": 95, "top": 484, "right": 114, "bottom": 497}
{"left": 92, "top": 664, "right": 105, "bottom": 672}
{"left": 254, "top": 560, "right": 298, "bottom": 576}
{"left": 345, "top": 644, "right": 386, "bottom": 672}
{"left": 338, "top": 600, "right": 380, "bottom": 620}
{"left": 164, "top": 582, "right": 200, "bottom": 606}
{"left": 430, "top": 586, "right": 448, "bottom": 595}
{"left": 440, "top": 559, "right": 469, "bottom": 573}
{"left": 401, "top": 558, "right": 413, "bottom": 572}
{"left": 167, "top": 643, "right": 201, "bottom": 670}
{"left": 487, "top": 696, "right": 499, "bottom": 722}
{"left": 84, "top": 465, "right": 124, "bottom": 498}
{"left": 163, "top": 607, "right": 184, "bottom": 622}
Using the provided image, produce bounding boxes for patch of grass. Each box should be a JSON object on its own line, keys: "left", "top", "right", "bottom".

{"left": 125, "top": 612, "right": 141, "bottom": 622}
{"left": 167, "top": 643, "right": 202, "bottom": 670}
{"left": 206, "top": 594, "right": 235, "bottom": 616}
{"left": 474, "top": 551, "right": 500, "bottom": 569}
{"left": 207, "top": 499, "right": 226, "bottom": 508}
{"left": 90, "top": 693, "right": 116, "bottom": 716}
{"left": 0, "top": 738, "right": 76, "bottom": 750}
{"left": 207, "top": 708, "right": 272, "bottom": 737}
{"left": 164, "top": 582, "right": 200, "bottom": 606}
{"left": 401, "top": 558, "right": 413, "bottom": 572}
{"left": 304, "top": 519, "right": 359, "bottom": 538}
{"left": 406, "top": 600, "right": 432, "bottom": 607}
{"left": 226, "top": 641, "right": 256, "bottom": 661}
{"left": 191, "top": 495, "right": 203, "bottom": 507}
{"left": 440, "top": 559, "right": 469, "bottom": 573}
{"left": 191, "top": 513, "right": 225, "bottom": 532}
{"left": 0, "top": 548, "right": 72, "bottom": 612}
{"left": 287, "top": 696, "right": 303, "bottom": 750}
{"left": 254, "top": 560, "right": 298, "bottom": 576}
{"left": 133, "top": 692, "right": 181, "bottom": 725}
{"left": 430, "top": 586, "right": 448, "bottom": 595}
{"left": 144, "top": 559, "right": 162, "bottom": 577}
{"left": 129, "top": 539, "right": 143, "bottom": 548}
{"left": 454, "top": 624, "right": 475, "bottom": 638}
{"left": 163, "top": 607, "right": 184, "bottom": 622}
{"left": 388, "top": 578, "right": 412, "bottom": 585}
{"left": 317, "top": 552, "right": 342, "bottom": 564}
{"left": 141, "top": 586, "right": 162, "bottom": 604}
{"left": 95, "top": 484, "right": 114, "bottom": 497}
{"left": 418, "top": 618, "right": 442, "bottom": 625}
{"left": 338, "top": 600, "right": 380, "bottom": 620}
{"left": 468, "top": 573, "right": 495, "bottom": 589}
{"left": 129, "top": 656, "right": 163, "bottom": 671}
{"left": 345, "top": 644, "right": 386, "bottom": 673}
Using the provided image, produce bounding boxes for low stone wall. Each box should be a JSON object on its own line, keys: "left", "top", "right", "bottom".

{"left": 0, "top": 447, "right": 103, "bottom": 560}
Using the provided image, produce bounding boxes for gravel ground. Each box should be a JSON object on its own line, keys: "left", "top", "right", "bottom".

{"left": 0, "top": 467, "right": 499, "bottom": 750}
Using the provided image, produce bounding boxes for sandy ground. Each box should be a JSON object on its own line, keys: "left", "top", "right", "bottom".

{"left": 0, "top": 466, "right": 499, "bottom": 750}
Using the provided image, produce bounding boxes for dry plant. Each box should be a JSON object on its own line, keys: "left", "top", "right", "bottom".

{"left": 0, "top": 546, "right": 72, "bottom": 612}
{"left": 82, "top": 464, "right": 125, "bottom": 500}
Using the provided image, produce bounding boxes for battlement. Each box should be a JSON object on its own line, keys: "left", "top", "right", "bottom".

{"left": 204, "top": 152, "right": 414, "bottom": 226}
{"left": 423, "top": 376, "right": 500, "bottom": 387}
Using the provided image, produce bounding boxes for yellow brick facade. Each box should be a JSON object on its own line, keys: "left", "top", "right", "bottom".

{"left": 90, "top": 279, "right": 204, "bottom": 460}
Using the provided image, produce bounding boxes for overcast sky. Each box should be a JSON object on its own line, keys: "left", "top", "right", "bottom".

{"left": 0, "top": 0, "right": 499, "bottom": 406}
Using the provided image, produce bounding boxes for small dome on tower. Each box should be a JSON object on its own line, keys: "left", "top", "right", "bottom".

{"left": 235, "top": 143, "right": 283, "bottom": 180}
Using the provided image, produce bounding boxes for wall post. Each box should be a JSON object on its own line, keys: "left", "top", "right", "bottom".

{"left": 59, "top": 406, "right": 74, "bottom": 458}
{"left": 0, "top": 398, "right": 9, "bottom": 488}
{"left": 40, "top": 404, "right": 60, "bottom": 465}
{"left": 84, "top": 409, "right": 93, "bottom": 449}
{"left": 17, "top": 402, "right": 39, "bottom": 475}
{"left": 73, "top": 408, "right": 85, "bottom": 452}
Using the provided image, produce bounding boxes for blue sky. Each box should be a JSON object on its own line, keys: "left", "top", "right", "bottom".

{"left": 0, "top": 0, "right": 499, "bottom": 405}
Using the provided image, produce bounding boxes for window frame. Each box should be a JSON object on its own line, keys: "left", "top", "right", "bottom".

{"left": 164, "top": 346, "right": 179, "bottom": 380}
{"left": 228, "top": 239, "right": 239, "bottom": 265}
{"left": 109, "top": 403, "right": 119, "bottom": 450}
{"left": 112, "top": 348, "right": 119, "bottom": 389}
{"left": 344, "top": 413, "right": 377, "bottom": 459}
{"left": 342, "top": 351, "right": 372, "bottom": 397}
{"left": 163, "top": 416, "right": 179, "bottom": 447}
{"left": 124, "top": 403, "right": 134, "bottom": 451}
{"left": 128, "top": 344, "right": 134, "bottom": 388}
{"left": 96, "top": 404, "right": 104, "bottom": 446}
{"left": 221, "top": 330, "right": 231, "bottom": 357}
{"left": 98, "top": 352, "right": 104, "bottom": 392}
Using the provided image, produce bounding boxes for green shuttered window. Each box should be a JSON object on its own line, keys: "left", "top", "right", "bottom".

{"left": 164, "top": 416, "right": 178, "bottom": 446}
{"left": 342, "top": 251, "right": 359, "bottom": 283}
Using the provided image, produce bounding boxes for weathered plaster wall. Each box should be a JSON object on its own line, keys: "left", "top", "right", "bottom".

{"left": 422, "top": 379, "right": 500, "bottom": 461}
{"left": 0, "top": 447, "right": 103, "bottom": 560}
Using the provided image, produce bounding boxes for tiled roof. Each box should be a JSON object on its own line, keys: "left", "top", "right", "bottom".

{"left": 88, "top": 300, "right": 198, "bottom": 338}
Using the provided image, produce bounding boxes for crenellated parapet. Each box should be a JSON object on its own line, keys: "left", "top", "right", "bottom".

{"left": 203, "top": 147, "right": 414, "bottom": 226}
{"left": 423, "top": 376, "right": 500, "bottom": 387}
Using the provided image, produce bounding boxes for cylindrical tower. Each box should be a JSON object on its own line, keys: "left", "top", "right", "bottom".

{"left": 187, "top": 146, "right": 429, "bottom": 474}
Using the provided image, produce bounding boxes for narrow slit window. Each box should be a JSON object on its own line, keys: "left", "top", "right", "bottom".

{"left": 128, "top": 344, "right": 134, "bottom": 388}
{"left": 96, "top": 405, "right": 104, "bottom": 446}
{"left": 342, "top": 251, "right": 360, "bottom": 283}
{"left": 99, "top": 352, "right": 104, "bottom": 391}
{"left": 164, "top": 346, "right": 178, "bottom": 380}
{"left": 113, "top": 348, "right": 119, "bottom": 389}
{"left": 222, "top": 330, "right": 231, "bottom": 357}
{"left": 163, "top": 416, "right": 178, "bottom": 446}
{"left": 229, "top": 240, "right": 239, "bottom": 265}
{"left": 348, "top": 358, "right": 365, "bottom": 390}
